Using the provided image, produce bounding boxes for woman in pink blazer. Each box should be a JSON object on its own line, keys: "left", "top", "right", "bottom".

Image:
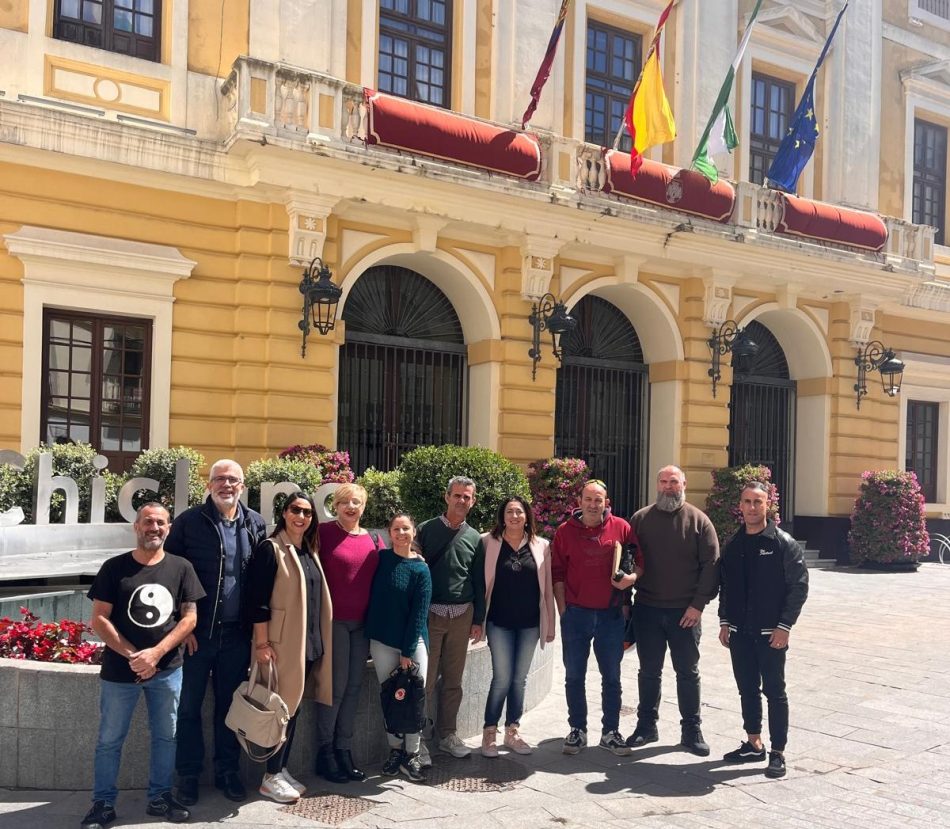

{"left": 479, "top": 495, "right": 555, "bottom": 757}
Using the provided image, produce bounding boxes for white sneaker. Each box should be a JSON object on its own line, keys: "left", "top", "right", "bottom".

{"left": 260, "top": 773, "right": 299, "bottom": 803}
{"left": 438, "top": 733, "right": 472, "bottom": 758}
{"left": 279, "top": 768, "right": 306, "bottom": 795}
{"left": 418, "top": 741, "right": 433, "bottom": 768}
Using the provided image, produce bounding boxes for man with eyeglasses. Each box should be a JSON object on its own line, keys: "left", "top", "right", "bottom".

{"left": 164, "top": 459, "right": 267, "bottom": 806}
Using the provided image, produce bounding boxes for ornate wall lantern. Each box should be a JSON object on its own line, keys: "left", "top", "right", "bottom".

{"left": 707, "top": 320, "right": 758, "bottom": 398}
{"left": 854, "top": 341, "right": 904, "bottom": 409}
{"left": 528, "top": 292, "right": 576, "bottom": 381}
{"left": 299, "top": 257, "right": 342, "bottom": 357}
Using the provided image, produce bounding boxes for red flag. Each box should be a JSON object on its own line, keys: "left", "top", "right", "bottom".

{"left": 521, "top": 0, "right": 572, "bottom": 130}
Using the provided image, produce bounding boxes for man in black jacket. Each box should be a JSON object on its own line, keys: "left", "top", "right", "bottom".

{"left": 718, "top": 481, "right": 808, "bottom": 780}
{"left": 164, "top": 459, "right": 267, "bottom": 805}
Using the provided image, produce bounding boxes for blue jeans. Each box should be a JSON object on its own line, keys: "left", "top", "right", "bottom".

{"left": 484, "top": 623, "right": 539, "bottom": 728}
{"left": 93, "top": 667, "right": 182, "bottom": 804}
{"left": 560, "top": 605, "right": 625, "bottom": 733}
{"left": 634, "top": 603, "right": 702, "bottom": 729}
{"left": 175, "top": 622, "right": 250, "bottom": 777}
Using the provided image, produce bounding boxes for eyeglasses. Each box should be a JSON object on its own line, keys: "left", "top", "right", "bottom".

{"left": 288, "top": 505, "right": 313, "bottom": 517}
{"left": 211, "top": 475, "right": 243, "bottom": 486}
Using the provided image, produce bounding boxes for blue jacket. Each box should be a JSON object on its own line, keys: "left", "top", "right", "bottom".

{"left": 164, "top": 497, "right": 267, "bottom": 639}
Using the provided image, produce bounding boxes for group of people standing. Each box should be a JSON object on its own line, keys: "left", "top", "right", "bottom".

{"left": 80, "top": 459, "right": 808, "bottom": 829}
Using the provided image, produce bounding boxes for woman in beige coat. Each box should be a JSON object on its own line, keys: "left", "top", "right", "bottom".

{"left": 478, "top": 495, "right": 555, "bottom": 757}
{"left": 244, "top": 492, "right": 332, "bottom": 803}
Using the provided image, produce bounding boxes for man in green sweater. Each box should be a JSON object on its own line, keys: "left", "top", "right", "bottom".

{"left": 417, "top": 476, "right": 486, "bottom": 763}
{"left": 628, "top": 465, "right": 720, "bottom": 756}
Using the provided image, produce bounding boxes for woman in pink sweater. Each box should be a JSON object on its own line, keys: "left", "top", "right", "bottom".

{"left": 314, "top": 483, "right": 381, "bottom": 783}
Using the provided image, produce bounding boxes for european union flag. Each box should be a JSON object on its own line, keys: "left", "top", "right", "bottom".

{"left": 766, "top": 2, "right": 848, "bottom": 193}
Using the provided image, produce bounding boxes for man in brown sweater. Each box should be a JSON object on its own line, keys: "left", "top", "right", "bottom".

{"left": 627, "top": 465, "right": 720, "bottom": 756}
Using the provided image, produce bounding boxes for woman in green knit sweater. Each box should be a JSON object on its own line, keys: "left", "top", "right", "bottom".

{"left": 366, "top": 513, "right": 432, "bottom": 783}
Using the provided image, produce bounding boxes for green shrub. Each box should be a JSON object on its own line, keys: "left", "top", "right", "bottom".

{"left": 527, "top": 457, "right": 591, "bottom": 539}
{"left": 357, "top": 467, "right": 404, "bottom": 529}
{"left": 279, "top": 444, "right": 355, "bottom": 484}
{"left": 244, "top": 457, "right": 324, "bottom": 522}
{"left": 397, "top": 445, "right": 530, "bottom": 533}
{"left": 705, "top": 464, "right": 781, "bottom": 545}
{"left": 124, "top": 446, "right": 206, "bottom": 514}
{"left": 0, "top": 442, "right": 120, "bottom": 524}
{"left": 849, "top": 470, "right": 929, "bottom": 565}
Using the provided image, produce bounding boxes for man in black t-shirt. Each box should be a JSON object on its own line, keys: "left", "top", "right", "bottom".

{"left": 81, "top": 503, "right": 204, "bottom": 829}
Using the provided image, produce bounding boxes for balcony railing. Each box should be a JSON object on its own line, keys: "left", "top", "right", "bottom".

{"left": 221, "top": 56, "right": 936, "bottom": 273}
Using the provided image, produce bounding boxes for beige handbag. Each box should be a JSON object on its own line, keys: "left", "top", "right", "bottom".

{"left": 225, "top": 662, "right": 290, "bottom": 761}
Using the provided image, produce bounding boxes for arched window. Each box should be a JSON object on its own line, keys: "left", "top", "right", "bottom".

{"left": 338, "top": 266, "right": 466, "bottom": 474}
{"left": 555, "top": 296, "right": 649, "bottom": 516}
{"left": 728, "top": 320, "right": 797, "bottom": 525}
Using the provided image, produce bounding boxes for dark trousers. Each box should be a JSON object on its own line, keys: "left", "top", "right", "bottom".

{"left": 267, "top": 661, "right": 315, "bottom": 775}
{"left": 560, "top": 605, "right": 625, "bottom": 733}
{"left": 175, "top": 622, "right": 250, "bottom": 778}
{"left": 728, "top": 630, "right": 788, "bottom": 751}
{"left": 634, "top": 603, "right": 702, "bottom": 729}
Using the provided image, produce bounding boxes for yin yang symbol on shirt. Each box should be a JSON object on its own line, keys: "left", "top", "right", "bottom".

{"left": 128, "top": 584, "right": 174, "bottom": 628}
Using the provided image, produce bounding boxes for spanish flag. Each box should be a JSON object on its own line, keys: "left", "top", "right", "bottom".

{"left": 621, "top": 0, "right": 676, "bottom": 172}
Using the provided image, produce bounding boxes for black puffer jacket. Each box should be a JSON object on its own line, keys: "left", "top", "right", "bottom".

{"left": 718, "top": 521, "right": 808, "bottom": 635}
{"left": 164, "top": 497, "right": 267, "bottom": 639}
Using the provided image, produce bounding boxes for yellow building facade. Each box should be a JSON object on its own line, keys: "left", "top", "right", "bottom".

{"left": 1, "top": 0, "right": 948, "bottom": 559}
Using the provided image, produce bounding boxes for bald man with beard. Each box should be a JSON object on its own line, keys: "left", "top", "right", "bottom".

{"left": 627, "top": 466, "right": 720, "bottom": 756}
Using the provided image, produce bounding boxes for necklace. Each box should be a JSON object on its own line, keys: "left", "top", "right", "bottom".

{"left": 335, "top": 519, "right": 361, "bottom": 536}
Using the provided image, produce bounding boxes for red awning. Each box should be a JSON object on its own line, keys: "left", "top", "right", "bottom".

{"left": 603, "top": 152, "right": 736, "bottom": 223}
{"left": 365, "top": 91, "right": 542, "bottom": 181}
{"left": 777, "top": 194, "right": 888, "bottom": 252}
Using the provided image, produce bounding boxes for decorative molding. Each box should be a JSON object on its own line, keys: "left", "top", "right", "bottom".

{"left": 776, "top": 282, "right": 802, "bottom": 310}
{"left": 701, "top": 273, "right": 735, "bottom": 328}
{"left": 903, "top": 280, "right": 950, "bottom": 313}
{"left": 410, "top": 214, "right": 449, "bottom": 254}
{"left": 848, "top": 296, "right": 878, "bottom": 345}
{"left": 755, "top": 4, "right": 823, "bottom": 45}
{"left": 3, "top": 226, "right": 195, "bottom": 455}
{"left": 901, "top": 59, "right": 950, "bottom": 108}
{"left": 44, "top": 54, "right": 170, "bottom": 121}
{"left": 520, "top": 236, "right": 565, "bottom": 299}
{"left": 285, "top": 193, "right": 342, "bottom": 266}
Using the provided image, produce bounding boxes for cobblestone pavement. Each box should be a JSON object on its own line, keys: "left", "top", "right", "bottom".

{"left": 4, "top": 562, "right": 950, "bottom": 829}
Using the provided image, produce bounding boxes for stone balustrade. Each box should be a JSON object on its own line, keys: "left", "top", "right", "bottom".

{"left": 219, "top": 56, "right": 936, "bottom": 274}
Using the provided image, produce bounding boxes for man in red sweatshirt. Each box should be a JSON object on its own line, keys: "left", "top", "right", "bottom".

{"left": 551, "top": 480, "right": 642, "bottom": 756}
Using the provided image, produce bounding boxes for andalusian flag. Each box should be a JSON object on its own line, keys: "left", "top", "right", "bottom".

{"left": 691, "top": 0, "right": 764, "bottom": 183}
{"left": 617, "top": 0, "right": 676, "bottom": 172}
{"left": 521, "top": 0, "right": 572, "bottom": 130}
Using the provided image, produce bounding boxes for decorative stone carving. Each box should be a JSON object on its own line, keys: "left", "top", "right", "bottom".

{"left": 410, "top": 215, "right": 449, "bottom": 253}
{"left": 701, "top": 273, "right": 735, "bottom": 328}
{"left": 285, "top": 193, "right": 342, "bottom": 266}
{"left": 521, "top": 236, "right": 565, "bottom": 299}
{"left": 848, "top": 297, "right": 877, "bottom": 346}
{"left": 276, "top": 72, "right": 310, "bottom": 129}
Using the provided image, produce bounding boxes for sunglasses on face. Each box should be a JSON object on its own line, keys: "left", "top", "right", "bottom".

{"left": 288, "top": 505, "right": 313, "bottom": 517}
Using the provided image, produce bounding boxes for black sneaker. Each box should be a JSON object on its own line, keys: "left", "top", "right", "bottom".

{"left": 562, "top": 728, "right": 587, "bottom": 755}
{"left": 145, "top": 791, "right": 191, "bottom": 823}
{"left": 723, "top": 741, "right": 767, "bottom": 763}
{"left": 599, "top": 730, "right": 633, "bottom": 757}
{"left": 399, "top": 752, "right": 427, "bottom": 783}
{"left": 680, "top": 728, "right": 710, "bottom": 757}
{"left": 765, "top": 751, "right": 787, "bottom": 778}
{"left": 625, "top": 725, "right": 658, "bottom": 747}
{"left": 80, "top": 801, "right": 116, "bottom": 828}
{"left": 176, "top": 775, "right": 199, "bottom": 806}
{"left": 382, "top": 748, "right": 404, "bottom": 776}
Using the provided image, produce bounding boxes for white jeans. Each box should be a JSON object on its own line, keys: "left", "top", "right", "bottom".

{"left": 370, "top": 638, "right": 428, "bottom": 753}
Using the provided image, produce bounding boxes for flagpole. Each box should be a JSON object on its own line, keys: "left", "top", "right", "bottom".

{"left": 612, "top": 0, "right": 675, "bottom": 151}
